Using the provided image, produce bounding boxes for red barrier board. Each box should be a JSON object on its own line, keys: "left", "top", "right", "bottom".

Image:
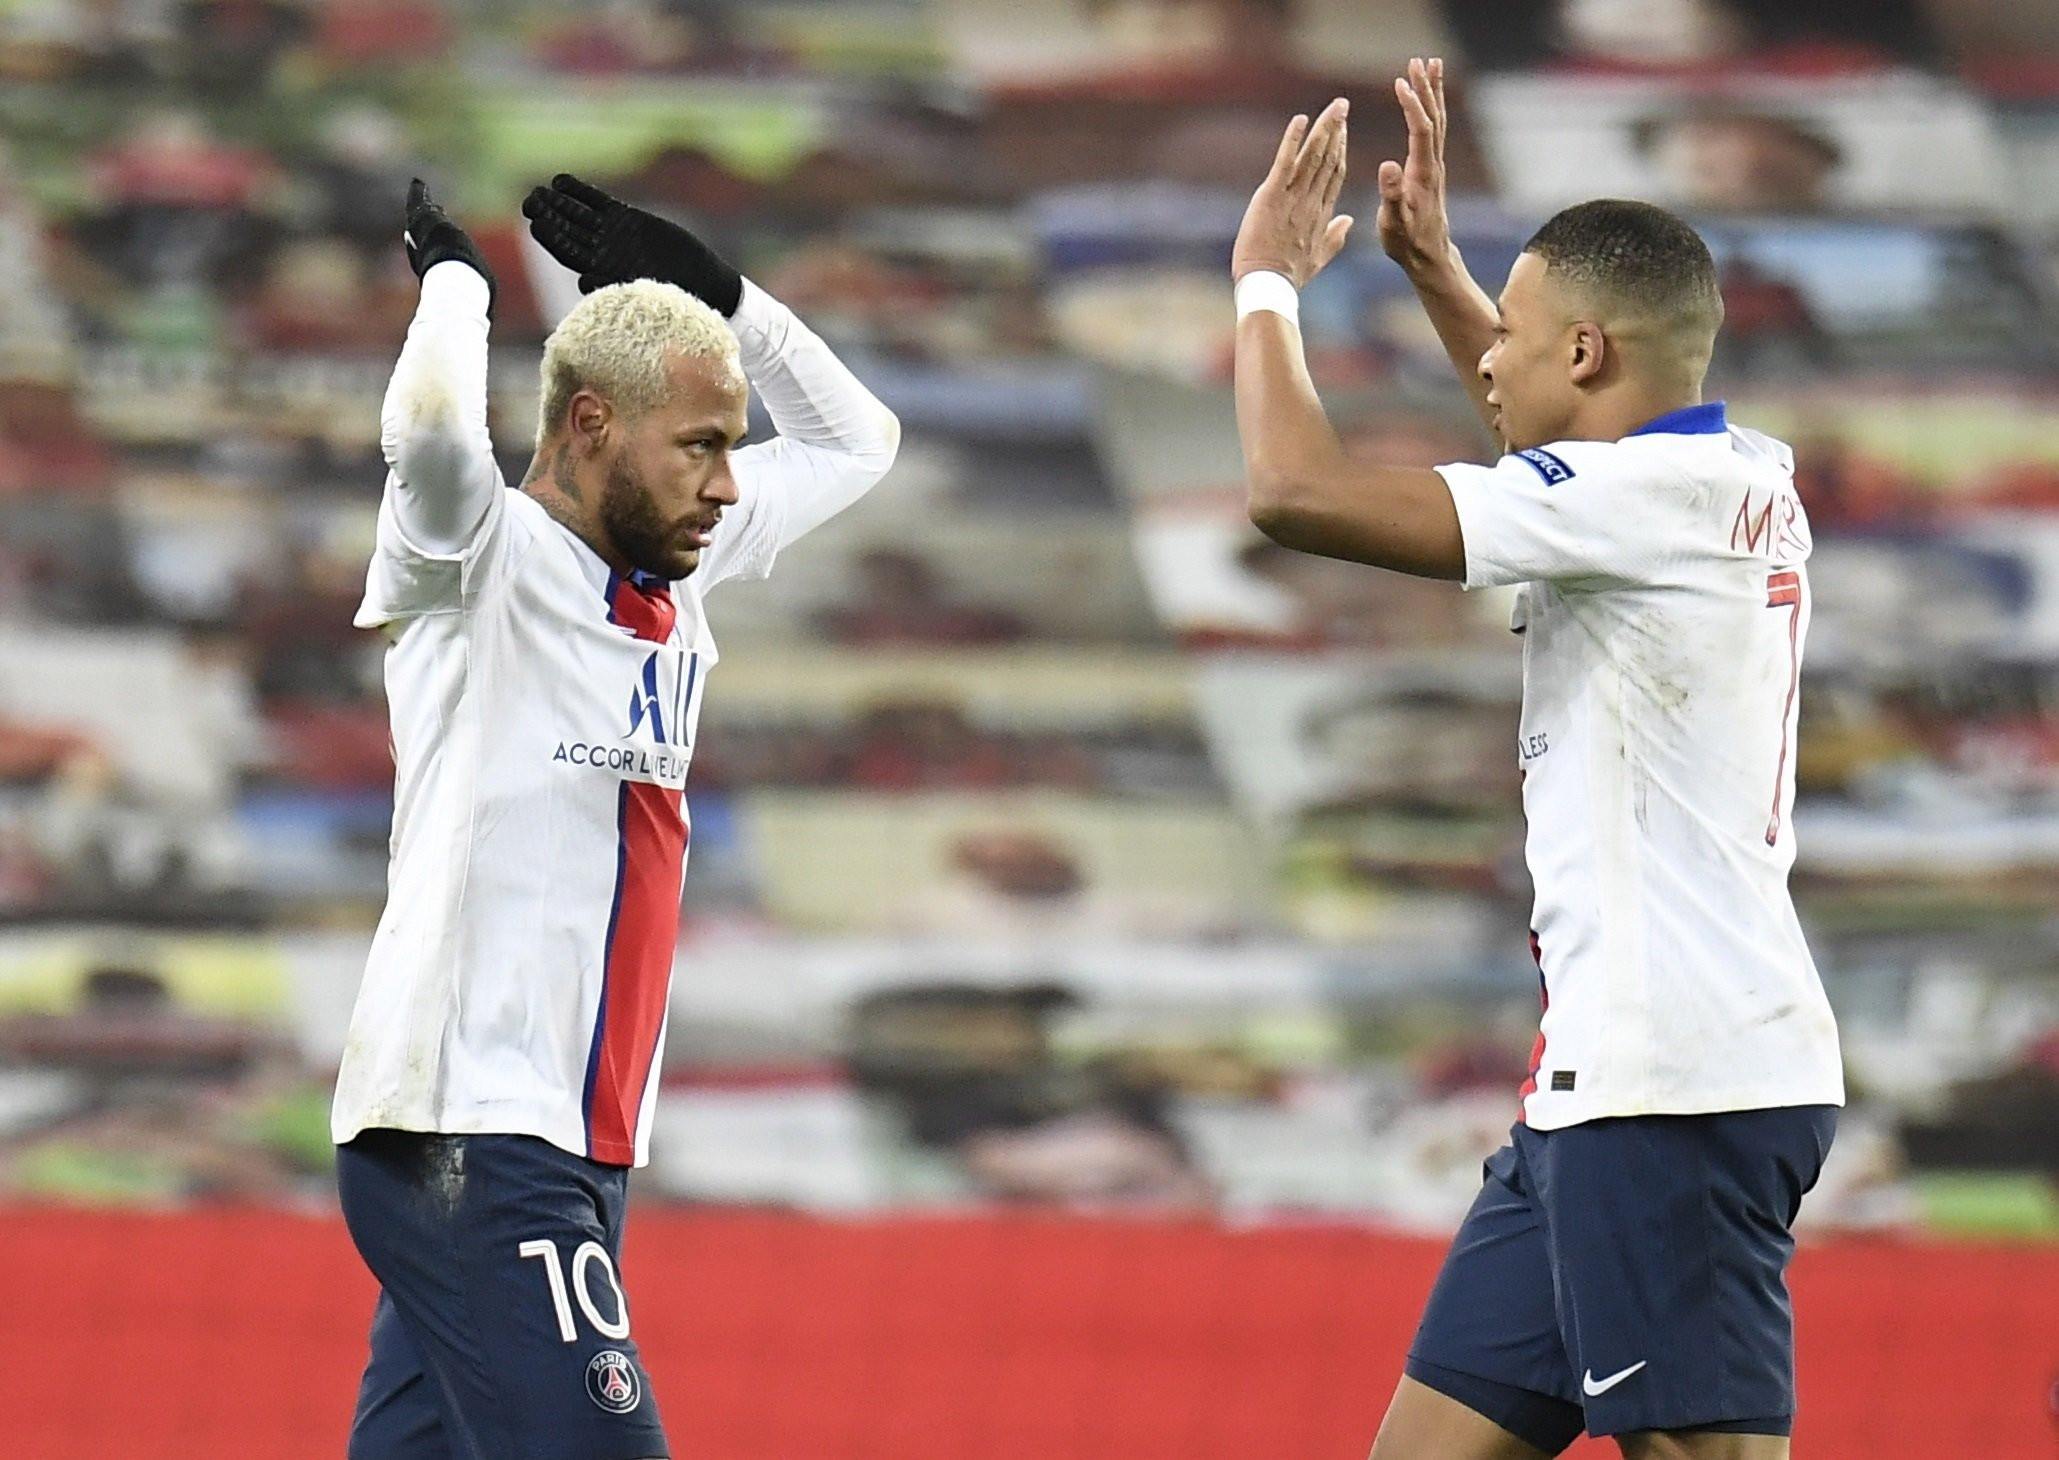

{"left": 1, "top": 1210, "right": 2053, "bottom": 1458}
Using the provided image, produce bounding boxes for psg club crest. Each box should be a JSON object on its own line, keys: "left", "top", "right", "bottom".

{"left": 586, "top": 1349, "right": 641, "bottom": 1414}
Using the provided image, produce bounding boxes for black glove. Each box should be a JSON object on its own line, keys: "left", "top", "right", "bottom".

{"left": 522, "top": 173, "right": 743, "bottom": 316}
{"left": 404, "top": 178, "right": 497, "bottom": 315}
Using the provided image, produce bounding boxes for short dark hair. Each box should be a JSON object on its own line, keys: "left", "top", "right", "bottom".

{"left": 1522, "top": 199, "right": 1722, "bottom": 337}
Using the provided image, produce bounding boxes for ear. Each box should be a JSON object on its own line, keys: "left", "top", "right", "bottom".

{"left": 1568, "top": 322, "right": 1607, "bottom": 386}
{"left": 568, "top": 389, "right": 613, "bottom": 454}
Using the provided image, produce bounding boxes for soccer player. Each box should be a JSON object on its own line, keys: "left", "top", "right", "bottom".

{"left": 1230, "top": 62, "right": 1842, "bottom": 1460}
{"left": 330, "top": 177, "right": 899, "bottom": 1459}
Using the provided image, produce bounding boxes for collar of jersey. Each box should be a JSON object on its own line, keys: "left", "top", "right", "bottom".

{"left": 530, "top": 498, "right": 672, "bottom": 598}
{"left": 1626, "top": 401, "right": 1727, "bottom": 437}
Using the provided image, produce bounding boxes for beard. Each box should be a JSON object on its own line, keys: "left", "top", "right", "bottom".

{"left": 600, "top": 453, "right": 699, "bottom": 580}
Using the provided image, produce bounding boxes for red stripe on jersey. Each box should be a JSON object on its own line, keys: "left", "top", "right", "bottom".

{"left": 1515, "top": 931, "right": 1548, "bottom": 1109}
{"left": 585, "top": 576, "right": 687, "bottom": 1166}
{"left": 1765, "top": 569, "right": 1804, "bottom": 845}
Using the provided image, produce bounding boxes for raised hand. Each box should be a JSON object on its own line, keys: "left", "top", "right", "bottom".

{"left": 1376, "top": 58, "right": 1455, "bottom": 277}
{"left": 521, "top": 173, "right": 743, "bottom": 315}
{"left": 1232, "top": 97, "right": 1354, "bottom": 290}
{"left": 403, "top": 178, "right": 497, "bottom": 313}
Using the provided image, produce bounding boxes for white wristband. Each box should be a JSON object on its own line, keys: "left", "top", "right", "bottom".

{"left": 1234, "top": 270, "right": 1300, "bottom": 324}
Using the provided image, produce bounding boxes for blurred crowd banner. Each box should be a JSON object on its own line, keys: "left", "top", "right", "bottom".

{"left": 0, "top": 0, "right": 2055, "bottom": 1252}
{"left": 3, "top": 2, "right": 2058, "bottom": 1454}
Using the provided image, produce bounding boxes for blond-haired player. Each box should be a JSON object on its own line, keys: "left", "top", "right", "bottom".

{"left": 333, "top": 178, "right": 899, "bottom": 1460}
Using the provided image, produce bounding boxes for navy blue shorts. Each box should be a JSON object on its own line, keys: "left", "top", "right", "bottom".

{"left": 337, "top": 1130, "right": 669, "bottom": 1460}
{"left": 1406, "top": 1105, "right": 1837, "bottom": 1453}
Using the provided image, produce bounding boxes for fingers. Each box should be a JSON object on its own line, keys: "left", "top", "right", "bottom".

{"left": 1377, "top": 158, "right": 1405, "bottom": 201}
{"left": 1269, "top": 113, "right": 1311, "bottom": 185}
{"left": 1410, "top": 57, "right": 1442, "bottom": 154}
{"left": 520, "top": 186, "right": 570, "bottom": 226}
{"left": 1402, "top": 57, "right": 1445, "bottom": 159}
{"left": 524, "top": 187, "right": 601, "bottom": 246}
{"left": 1290, "top": 97, "right": 1348, "bottom": 189}
{"left": 1316, "top": 112, "right": 1349, "bottom": 218}
{"left": 1311, "top": 142, "right": 1345, "bottom": 224}
{"left": 1395, "top": 70, "right": 1433, "bottom": 148}
{"left": 407, "top": 177, "right": 430, "bottom": 215}
{"left": 552, "top": 173, "right": 617, "bottom": 211}
{"left": 1320, "top": 213, "right": 1355, "bottom": 266}
{"left": 524, "top": 187, "right": 601, "bottom": 273}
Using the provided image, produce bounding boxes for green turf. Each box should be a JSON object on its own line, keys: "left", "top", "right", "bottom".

{"left": 1912, "top": 1171, "right": 2059, "bottom": 1239}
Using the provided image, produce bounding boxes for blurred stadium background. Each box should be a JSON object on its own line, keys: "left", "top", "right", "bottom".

{"left": 0, "top": 0, "right": 2056, "bottom": 1455}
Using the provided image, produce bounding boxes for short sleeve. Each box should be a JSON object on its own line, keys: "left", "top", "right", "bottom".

{"left": 1436, "top": 441, "right": 1694, "bottom": 591}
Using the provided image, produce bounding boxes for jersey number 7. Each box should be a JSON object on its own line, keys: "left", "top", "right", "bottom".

{"left": 1764, "top": 569, "right": 1802, "bottom": 847}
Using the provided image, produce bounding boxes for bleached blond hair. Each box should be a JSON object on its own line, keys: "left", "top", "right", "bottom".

{"left": 536, "top": 280, "right": 742, "bottom": 444}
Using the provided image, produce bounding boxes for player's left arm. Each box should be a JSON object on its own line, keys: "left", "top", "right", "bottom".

{"left": 1232, "top": 102, "right": 1465, "bottom": 582}
{"left": 723, "top": 279, "right": 901, "bottom": 547}
{"left": 523, "top": 174, "right": 900, "bottom": 563}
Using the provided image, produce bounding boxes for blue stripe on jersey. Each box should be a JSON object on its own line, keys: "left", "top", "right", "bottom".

{"left": 1627, "top": 401, "right": 1727, "bottom": 436}
{"left": 582, "top": 780, "right": 632, "bottom": 1156}
{"left": 679, "top": 653, "right": 699, "bottom": 747}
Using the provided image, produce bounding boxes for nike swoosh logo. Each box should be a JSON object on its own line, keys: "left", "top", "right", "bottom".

{"left": 1582, "top": 1361, "right": 1647, "bottom": 1397}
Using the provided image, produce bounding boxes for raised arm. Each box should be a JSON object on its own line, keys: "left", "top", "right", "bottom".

{"left": 1377, "top": 57, "right": 1501, "bottom": 441}
{"left": 523, "top": 174, "right": 899, "bottom": 552}
{"left": 726, "top": 278, "right": 900, "bottom": 546}
{"left": 1231, "top": 100, "right": 1465, "bottom": 581}
{"left": 382, "top": 181, "right": 501, "bottom": 556}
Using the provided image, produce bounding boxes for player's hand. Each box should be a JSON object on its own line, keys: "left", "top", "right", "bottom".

{"left": 1232, "top": 97, "right": 1353, "bottom": 290}
{"left": 522, "top": 173, "right": 744, "bottom": 316}
{"left": 1376, "top": 57, "right": 1456, "bottom": 278}
{"left": 403, "top": 178, "right": 497, "bottom": 315}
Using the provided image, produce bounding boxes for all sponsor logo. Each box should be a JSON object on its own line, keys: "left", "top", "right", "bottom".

{"left": 586, "top": 1349, "right": 642, "bottom": 1414}
{"left": 550, "top": 650, "right": 699, "bottom": 788}
{"left": 626, "top": 652, "right": 672, "bottom": 745}
{"left": 551, "top": 741, "right": 689, "bottom": 787}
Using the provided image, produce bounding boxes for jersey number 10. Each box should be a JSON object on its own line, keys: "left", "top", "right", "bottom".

{"left": 518, "top": 1237, "right": 632, "bottom": 1343}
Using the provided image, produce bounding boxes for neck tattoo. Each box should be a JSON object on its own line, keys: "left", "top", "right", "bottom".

{"left": 549, "top": 440, "right": 583, "bottom": 504}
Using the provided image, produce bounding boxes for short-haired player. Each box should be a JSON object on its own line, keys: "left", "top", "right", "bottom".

{"left": 1231, "top": 62, "right": 1841, "bottom": 1460}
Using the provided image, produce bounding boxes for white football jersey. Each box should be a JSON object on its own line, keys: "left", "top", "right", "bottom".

{"left": 1436, "top": 403, "right": 1843, "bottom": 1129}
{"left": 332, "top": 264, "right": 898, "bottom": 1165}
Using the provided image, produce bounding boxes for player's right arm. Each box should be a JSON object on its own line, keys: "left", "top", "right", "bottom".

{"left": 1377, "top": 57, "right": 1501, "bottom": 443}
{"left": 380, "top": 179, "right": 501, "bottom": 559}
{"left": 1232, "top": 101, "right": 1466, "bottom": 581}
